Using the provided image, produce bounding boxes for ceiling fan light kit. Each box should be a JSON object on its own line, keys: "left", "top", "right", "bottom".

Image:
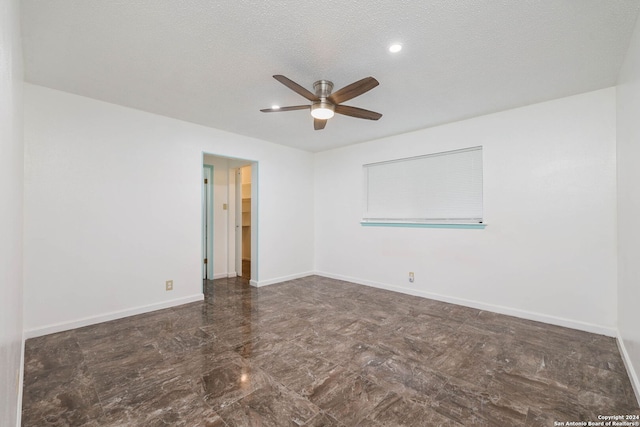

{"left": 310, "top": 101, "right": 335, "bottom": 119}
{"left": 261, "top": 75, "right": 382, "bottom": 130}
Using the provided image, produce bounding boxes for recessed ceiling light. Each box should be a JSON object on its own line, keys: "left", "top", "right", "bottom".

{"left": 389, "top": 44, "right": 402, "bottom": 53}
{"left": 271, "top": 105, "right": 280, "bottom": 110}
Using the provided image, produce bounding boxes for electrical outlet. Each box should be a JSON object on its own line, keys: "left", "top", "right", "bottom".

{"left": 166, "top": 280, "right": 173, "bottom": 291}
{"left": 409, "top": 272, "right": 415, "bottom": 283}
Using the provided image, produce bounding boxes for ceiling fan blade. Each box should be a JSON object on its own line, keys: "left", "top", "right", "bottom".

{"left": 314, "top": 118, "right": 327, "bottom": 130}
{"left": 334, "top": 105, "right": 382, "bottom": 120}
{"left": 273, "top": 75, "right": 319, "bottom": 102}
{"left": 260, "top": 105, "right": 310, "bottom": 113}
{"left": 329, "top": 77, "right": 379, "bottom": 105}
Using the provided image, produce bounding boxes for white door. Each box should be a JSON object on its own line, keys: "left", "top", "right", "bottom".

{"left": 202, "top": 165, "right": 213, "bottom": 279}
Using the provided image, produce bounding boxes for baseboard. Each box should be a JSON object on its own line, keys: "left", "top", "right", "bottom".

{"left": 617, "top": 331, "right": 640, "bottom": 406}
{"left": 314, "top": 271, "right": 617, "bottom": 337}
{"left": 253, "top": 271, "right": 316, "bottom": 288}
{"left": 24, "top": 294, "right": 204, "bottom": 338}
{"left": 228, "top": 272, "right": 238, "bottom": 278}
{"left": 212, "top": 273, "right": 229, "bottom": 279}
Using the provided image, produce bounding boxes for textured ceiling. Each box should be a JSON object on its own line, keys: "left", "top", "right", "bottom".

{"left": 21, "top": 0, "right": 640, "bottom": 152}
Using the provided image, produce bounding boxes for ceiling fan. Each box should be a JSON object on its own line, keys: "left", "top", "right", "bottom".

{"left": 260, "top": 75, "right": 382, "bottom": 130}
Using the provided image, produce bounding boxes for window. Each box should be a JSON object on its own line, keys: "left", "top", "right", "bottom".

{"left": 362, "top": 146, "right": 483, "bottom": 227}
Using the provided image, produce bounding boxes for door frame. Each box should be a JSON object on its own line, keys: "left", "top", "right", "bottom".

{"left": 202, "top": 153, "right": 259, "bottom": 285}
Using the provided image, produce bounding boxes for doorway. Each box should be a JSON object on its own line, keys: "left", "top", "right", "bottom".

{"left": 202, "top": 154, "right": 258, "bottom": 284}
{"left": 238, "top": 166, "right": 251, "bottom": 280}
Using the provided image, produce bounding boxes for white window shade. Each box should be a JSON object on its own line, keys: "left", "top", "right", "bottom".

{"left": 363, "top": 146, "right": 483, "bottom": 224}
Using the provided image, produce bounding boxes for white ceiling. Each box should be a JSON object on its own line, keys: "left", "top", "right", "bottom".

{"left": 21, "top": 1, "right": 640, "bottom": 152}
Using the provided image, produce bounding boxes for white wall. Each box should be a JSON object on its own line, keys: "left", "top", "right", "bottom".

{"left": 617, "top": 12, "right": 640, "bottom": 401}
{"left": 0, "top": 0, "right": 24, "bottom": 425}
{"left": 315, "top": 88, "right": 618, "bottom": 334}
{"left": 24, "top": 84, "right": 315, "bottom": 335}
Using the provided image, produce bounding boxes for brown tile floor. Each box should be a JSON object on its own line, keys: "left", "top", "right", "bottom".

{"left": 22, "top": 276, "right": 639, "bottom": 426}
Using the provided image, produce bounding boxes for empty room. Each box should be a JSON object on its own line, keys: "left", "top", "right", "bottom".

{"left": 2, "top": 1, "right": 640, "bottom": 426}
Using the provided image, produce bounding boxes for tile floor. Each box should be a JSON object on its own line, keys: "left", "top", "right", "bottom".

{"left": 22, "top": 276, "right": 640, "bottom": 426}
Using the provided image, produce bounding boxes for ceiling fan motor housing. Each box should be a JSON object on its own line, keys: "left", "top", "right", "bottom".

{"left": 313, "top": 80, "right": 334, "bottom": 98}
